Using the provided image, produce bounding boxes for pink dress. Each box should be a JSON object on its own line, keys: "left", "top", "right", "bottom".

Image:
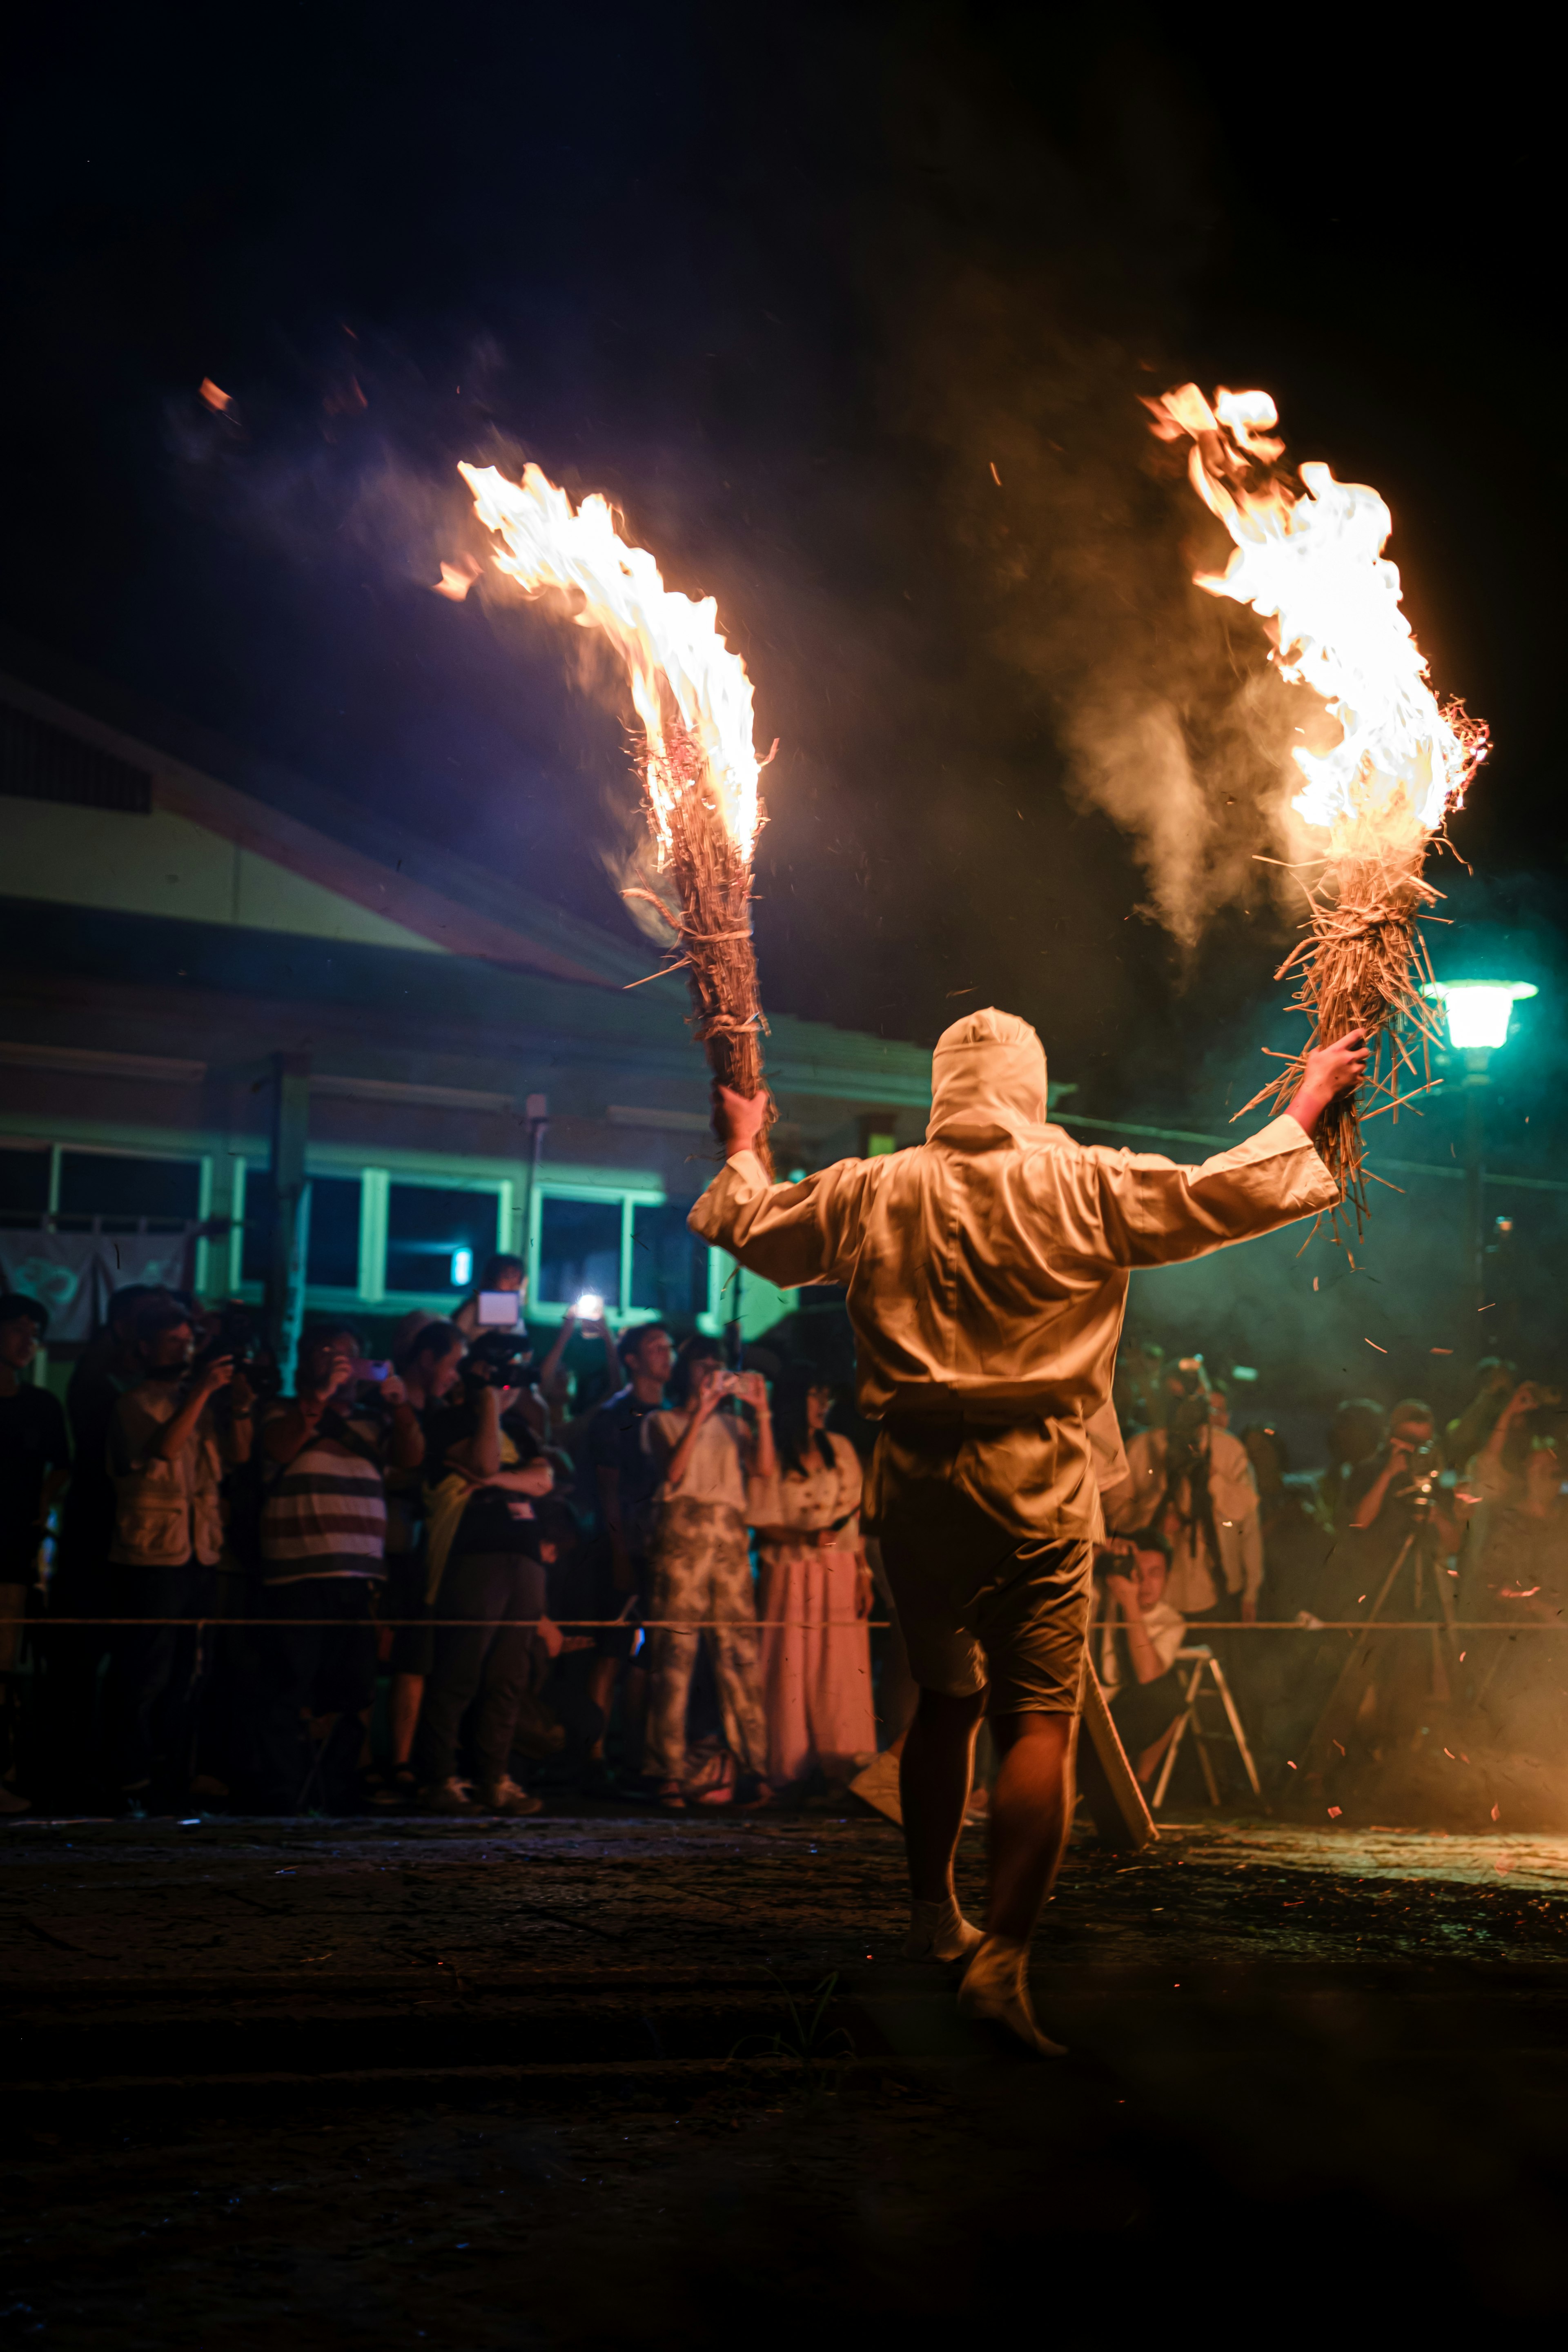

{"left": 757, "top": 1434, "right": 876, "bottom": 1788}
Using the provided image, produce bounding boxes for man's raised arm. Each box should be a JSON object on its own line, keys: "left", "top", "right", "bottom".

{"left": 1084, "top": 1030, "right": 1368, "bottom": 1268}
{"left": 686, "top": 1087, "right": 840, "bottom": 1290}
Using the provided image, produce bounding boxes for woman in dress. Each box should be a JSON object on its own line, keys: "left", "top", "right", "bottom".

{"left": 755, "top": 1371, "right": 875, "bottom": 1796}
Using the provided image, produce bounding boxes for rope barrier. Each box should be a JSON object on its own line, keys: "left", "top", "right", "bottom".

{"left": 20, "top": 1617, "right": 1568, "bottom": 1632}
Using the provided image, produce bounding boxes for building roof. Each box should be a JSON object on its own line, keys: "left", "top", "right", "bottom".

{"left": 0, "top": 628, "right": 938, "bottom": 1112}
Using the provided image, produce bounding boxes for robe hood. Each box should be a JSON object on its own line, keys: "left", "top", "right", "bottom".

{"left": 924, "top": 1007, "right": 1055, "bottom": 1150}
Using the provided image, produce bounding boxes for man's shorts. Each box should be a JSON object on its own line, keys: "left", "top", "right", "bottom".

{"left": 871, "top": 1419, "right": 1093, "bottom": 1716}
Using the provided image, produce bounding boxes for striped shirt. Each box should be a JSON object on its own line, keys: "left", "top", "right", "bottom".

{"left": 259, "top": 1407, "right": 389, "bottom": 1584}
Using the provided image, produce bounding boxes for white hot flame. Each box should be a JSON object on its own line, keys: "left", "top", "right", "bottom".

{"left": 1151, "top": 385, "right": 1487, "bottom": 853}
{"left": 458, "top": 461, "right": 762, "bottom": 864}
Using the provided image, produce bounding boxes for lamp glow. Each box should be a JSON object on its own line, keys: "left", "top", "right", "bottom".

{"left": 451, "top": 1247, "right": 474, "bottom": 1287}
{"left": 1422, "top": 980, "right": 1537, "bottom": 1051}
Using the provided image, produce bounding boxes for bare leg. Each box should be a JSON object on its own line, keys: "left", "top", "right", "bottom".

{"left": 900, "top": 1686, "right": 986, "bottom": 1902}
{"left": 957, "top": 1708, "right": 1076, "bottom": 2056}
{"left": 390, "top": 1673, "right": 424, "bottom": 1770}
{"left": 586, "top": 1655, "right": 619, "bottom": 1762}
{"left": 1134, "top": 1717, "right": 1180, "bottom": 1791}
{"left": 985, "top": 1711, "right": 1076, "bottom": 1943}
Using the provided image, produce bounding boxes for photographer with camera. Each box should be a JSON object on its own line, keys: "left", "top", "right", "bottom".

{"left": 643, "top": 1335, "right": 779, "bottom": 1810}
{"left": 1096, "top": 1530, "right": 1187, "bottom": 1791}
{"left": 103, "top": 1292, "right": 254, "bottom": 1809}
{"left": 253, "top": 1321, "right": 422, "bottom": 1811}
{"left": 413, "top": 1340, "right": 568, "bottom": 1815}
{"left": 1104, "top": 1358, "right": 1263, "bottom": 1627}
{"left": 1346, "top": 1399, "right": 1457, "bottom": 1562}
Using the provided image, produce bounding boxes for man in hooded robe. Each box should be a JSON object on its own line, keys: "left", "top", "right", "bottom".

{"left": 690, "top": 1008, "right": 1364, "bottom": 2052}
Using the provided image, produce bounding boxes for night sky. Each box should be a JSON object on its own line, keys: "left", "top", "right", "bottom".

{"left": 5, "top": 6, "right": 1560, "bottom": 1142}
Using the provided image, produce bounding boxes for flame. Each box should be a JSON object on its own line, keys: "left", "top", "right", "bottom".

{"left": 432, "top": 556, "right": 480, "bottom": 601}
{"left": 1149, "top": 384, "right": 1487, "bottom": 855}
{"left": 198, "top": 378, "right": 231, "bottom": 412}
{"left": 458, "top": 461, "right": 762, "bottom": 864}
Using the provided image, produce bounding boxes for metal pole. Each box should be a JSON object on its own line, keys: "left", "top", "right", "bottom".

{"left": 264, "top": 1049, "right": 312, "bottom": 1392}
{"left": 1462, "top": 1048, "right": 1490, "bottom": 1319}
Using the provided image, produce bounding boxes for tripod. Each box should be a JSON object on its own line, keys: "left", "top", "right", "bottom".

{"left": 1305, "top": 1508, "right": 1460, "bottom": 1777}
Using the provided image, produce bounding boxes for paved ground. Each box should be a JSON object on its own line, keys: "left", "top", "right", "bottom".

{"left": 4, "top": 1808, "right": 1568, "bottom": 2344}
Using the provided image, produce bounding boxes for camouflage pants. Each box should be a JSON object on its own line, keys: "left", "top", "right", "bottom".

{"left": 646, "top": 1498, "right": 767, "bottom": 1782}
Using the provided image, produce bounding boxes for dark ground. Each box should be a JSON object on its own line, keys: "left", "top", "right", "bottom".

{"left": 5, "top": 1807, "right": 1568, "bottom": 2346}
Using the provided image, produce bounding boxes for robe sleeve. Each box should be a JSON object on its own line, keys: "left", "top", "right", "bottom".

{"left": 1068, "top": 1115, "right": 1339, "bottom": 1269}
{"left": 687, "top": 1152, "right": 872, "bottom": 1288}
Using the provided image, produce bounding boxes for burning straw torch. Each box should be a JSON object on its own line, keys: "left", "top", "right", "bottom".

{"left": 457, "top": 461, "right": 777, "bottom": 1174}
{"left": 1149, "top": 386, "right": 1489, "bottom": 1229}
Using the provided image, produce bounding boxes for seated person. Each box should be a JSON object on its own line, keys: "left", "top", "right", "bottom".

{"left": 1097, "top": 1528, "right": 1188, "bottom": 1789}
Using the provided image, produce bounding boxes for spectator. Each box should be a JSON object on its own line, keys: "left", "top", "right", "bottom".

{"left": 753, "top": 1370, "right": 875, "bottom": 1796}
{"left": 1463, "top": 1380, "right": 1543, "bottom": 1513}
{"left": 1319, "top": 1397, "right": 1390, "bottom": 1533}
{"left": 1104, "top": 1359, "right": 1263, "bottom": 1624}
{"left": 378, "top": 1318, "right": 468, "bottom": 1802}
{"left": 102, "top": 1294, "right": 253, "bottom": 1809}
{"left": 1113, "top": 1339, "right": 1167, "bottom": 1437}
{"left": 1444, "top": 1356, "right": 1519, "bottom": 1472}
{"left": 1467, "top": 1430, "right": 1568, "bottom": 1766}
{"left": 413, "top": 1356, "right": 558, "bottom": 1815}
{"left": 447, "top": 1258, "right": 599, "bottom": 1443}
{"left": 452, "top": 1253, "right": 527, "bottom": 1341}
{"left": 1344, "top": 1398, "right": 1457, "bottom": 1586}
{"left": 1338, "top": 1399, "right": 1458, "bottom": 1730}
{"left": 0, "top": 1294, "right": 69, "bottom": 1814}
{"left": 1473, "top": 1428, "right": 1568, "bottom": 1608}
{"left": 1097, "top": 1529, "right": 1187, "bottom": 1790}
{"left": 47, "top": 1286, "right": 155, "bottom": 1795}
{"left": 583, "top": 1321, "right": 674, "bottom": 1787}
{"left": 254, "top": 1322, "right": 423, "bottom": 1811}
{"left": 643, "top": 1339, "right": 778, "bottom": 1810}
{"left": 1242, "top": 1424, "right": 1332, "bottom": 1621}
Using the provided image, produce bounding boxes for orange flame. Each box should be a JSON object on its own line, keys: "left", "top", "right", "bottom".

{"left": 458, "top": 461, "right": 762, "bottom": 864}
{"left": 1149, "top": 385, "right": 1487, "bottom": 856}
{"left": 432, "top": 556, "right": 480, "bottom": 601}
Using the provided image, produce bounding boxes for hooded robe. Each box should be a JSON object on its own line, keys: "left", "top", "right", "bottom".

{"left": 689, "top": 1009, "right": 1336, "bottom": 1542}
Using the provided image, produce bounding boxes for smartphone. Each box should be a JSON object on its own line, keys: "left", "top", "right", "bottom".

{"left": 476, "top": 1291, "right": 522, "bottom": 1330}
{"left": 354, "top": 1359, "right": 392, "bottom": 1383}
{"left": 574, "top": 1292, "right": 604, "bottom": 1322}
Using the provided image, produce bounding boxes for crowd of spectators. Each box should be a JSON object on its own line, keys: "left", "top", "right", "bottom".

{"left": 1096, "top": 1343, "right": 1568, "bottom": 1795}
{"left": 0, "top": 1265, "right": 877, "bottom": 1820}
{"left": 0, "top": 1275, "right": 1561, "bottom": 1820}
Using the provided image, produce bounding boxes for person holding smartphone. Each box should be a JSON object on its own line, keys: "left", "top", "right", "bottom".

{"left": 642, "top": 1336, "right": 779, "bottom": 1809}
{"left": 104, "top": 1292, "right": 254, "bottom": 1809}
{"left": 254, "top": 1321, "right": 423, "bottom": 1811}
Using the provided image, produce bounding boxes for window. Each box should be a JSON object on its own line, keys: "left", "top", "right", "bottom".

{"left": 0, "top": 1148, "right": 49, "bottom": 1225}
{"left": 240, "top": 1170, "right": 362, "bottom": 1289}
{"left": 58, "top": 1151, "right": 199, "bottom": 1227}
{"left": 537, "top": 1196, "right": 622, "bottom": 1310}
{"left": 631, "top": 1199, "right": 707, "bottom": 1318}
{"left": 385, "top": 1182, "right": 500, "bottom": 1295}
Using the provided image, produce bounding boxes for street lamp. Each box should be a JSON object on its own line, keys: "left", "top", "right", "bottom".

{"left": 1422, "top": 981, "right": 1538, "bottom": 1317}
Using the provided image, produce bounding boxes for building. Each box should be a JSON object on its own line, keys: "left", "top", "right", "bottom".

{"left": 0, "top": 631, "right": 937, "bottom": 1381}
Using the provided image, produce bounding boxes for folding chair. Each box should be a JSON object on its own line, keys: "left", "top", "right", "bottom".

{"left": 1151, "top": 1645, "right": 1263, "bottom": 1812}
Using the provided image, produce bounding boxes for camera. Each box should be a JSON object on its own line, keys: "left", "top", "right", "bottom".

{"left": 1164, "top": 1356, "right": 1213, "bottom": 1443}
{"left": 1394, "top": 1438, "right": 1443, "bottom": 1516}
{"left": 466, "top": 1329, "right": 535, "bottom": 1389}
{"left": 192, "top": 1302, "right": 281, "bottom": 1404}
